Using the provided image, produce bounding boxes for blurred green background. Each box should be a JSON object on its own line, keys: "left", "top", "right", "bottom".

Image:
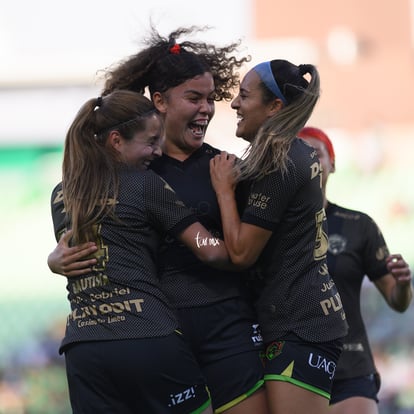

{"left": 0, "top": 146, "right": 70, "bottom": 413}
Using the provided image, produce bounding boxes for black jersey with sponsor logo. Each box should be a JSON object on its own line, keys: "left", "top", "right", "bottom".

{"left": 51, "top": 168, "right": 198, "bottom": 353}
{"left": 150, "top": 143, "right": 246, "bottom": 308}
{"left": 241, "top": 138, "right": 348, "bottom": 343}
{"left": 326, "top": 202, "right": 389, "bottom": 379}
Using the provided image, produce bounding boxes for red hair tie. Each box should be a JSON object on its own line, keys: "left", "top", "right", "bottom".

{"left": 170, "top": 43, "right": 181, "bottom": 54}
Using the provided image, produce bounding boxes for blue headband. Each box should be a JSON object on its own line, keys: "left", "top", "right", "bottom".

{"left": 253, "top": 61, "right": 287, "bottom": 105}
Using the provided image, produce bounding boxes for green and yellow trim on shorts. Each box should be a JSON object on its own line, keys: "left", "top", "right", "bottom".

{"left": 214, "top": 379, "right": 265, "bottom": 413}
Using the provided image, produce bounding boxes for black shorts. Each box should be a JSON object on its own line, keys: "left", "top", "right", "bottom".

{"left": 330, "top": 373, "right": 381, "bottom": 405}
{"left": 64, "top": 332, "right": 211, "bottom": 414}
{"left": 177, "top": 298, "right": 265, "bottom": 412}
{"left": 261, "top": 333, "right": 343, "bottom": 399}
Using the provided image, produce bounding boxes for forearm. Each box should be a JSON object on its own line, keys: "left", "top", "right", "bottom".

{"left": 191, "top": 233, "right": 234, "bottom": 270}
{"left": 178, "top": 222, "right": 246, "bottom": 271}
{"left": 386, "top": 255, "right": 413, "bottom": 312}
{"left": 391, "top": 281, "right": 413, "bottom": 312}
{"left": 215, "top": 190, "right": 246, "bottom": 265}
{"left": 209, "top": 152, "right": 263, "bottom": 267}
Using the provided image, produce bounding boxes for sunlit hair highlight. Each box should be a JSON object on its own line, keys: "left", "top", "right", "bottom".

{"left": 238, "top": 60, "right": 320, "bottom": 181}
{"left": 101, "top": 25, "right": 250, "bottom": 101}
{"left": 62, "top": 90, "right": 157, "bottom": 243}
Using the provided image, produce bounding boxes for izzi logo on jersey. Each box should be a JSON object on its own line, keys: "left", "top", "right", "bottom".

{"left": 251, "top": 324, "right": 263, "bottom": 346}
{"left": 168, "top": 386, "right": 197, "bottom": 408}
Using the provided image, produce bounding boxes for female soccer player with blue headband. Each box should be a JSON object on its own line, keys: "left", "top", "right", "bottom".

{"left": 210, "top": 59, "right": 349, "bottom": 414}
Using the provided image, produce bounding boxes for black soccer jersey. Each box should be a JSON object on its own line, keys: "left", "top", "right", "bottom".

{"left": 150, "top": 143, "right": 246, "bottom": 308}
{"left": 326, "top": 202, "right": 389, "bottom": 379}
{"left": 50, "top": 168, "right": 198, "bottom": 353}
{"left": 242, "top": 138, "right": 348, "bottom": 343}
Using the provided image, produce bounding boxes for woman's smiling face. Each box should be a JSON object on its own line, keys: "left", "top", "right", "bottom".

{"left": 154, "top": 72, "right": 215, "bottom": 155}
{"left": 114, "top": 114, "right": 164, "bottom": 170}
{"left": 230, "top": 69, "right": 274, "bottom": 142}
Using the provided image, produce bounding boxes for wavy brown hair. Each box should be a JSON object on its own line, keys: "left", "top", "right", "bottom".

{"left": 101, "top": 25, "right": 250, "bottom": 101}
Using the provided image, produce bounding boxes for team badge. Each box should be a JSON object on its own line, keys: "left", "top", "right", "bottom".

{"left": 262, "top": 341, "right": 285, "bottom": 360}
{"left": 328, "top": 234, "right": 347, "bottom": 255}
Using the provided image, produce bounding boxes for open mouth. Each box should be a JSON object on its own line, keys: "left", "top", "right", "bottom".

{"left": 141, "top": 160, "right": 152, "bottom": 169}
{"left": 188, "top": 120, "right": 208, "bottom": 138}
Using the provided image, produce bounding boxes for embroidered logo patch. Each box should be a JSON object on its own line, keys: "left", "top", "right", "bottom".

{"left": 262, "top": 341, "right": 285, "bottom": 360}
{"left": 328, "top": 234, "right": 347, "bottom": 255}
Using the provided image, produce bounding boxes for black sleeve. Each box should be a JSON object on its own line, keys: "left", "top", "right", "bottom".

{"left": 50, "top": 182, "right": 67, "bottom": 241}
{"left": 143, "top": 171, "right": 198, "bottom": 237}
